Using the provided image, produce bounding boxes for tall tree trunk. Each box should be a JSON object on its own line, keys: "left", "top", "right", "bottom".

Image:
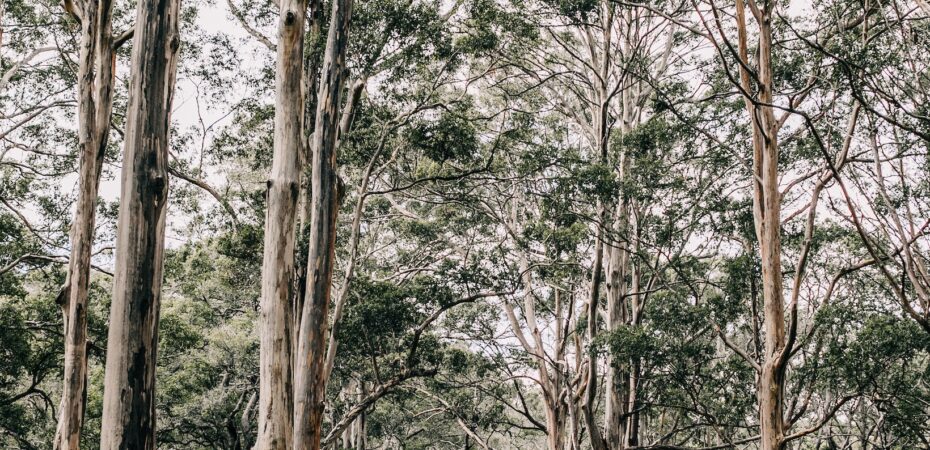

{"left": 734, "top": 1, "right": 785, "bottom": 448}
{"left": 547, "top": 289, "right": 571, "bottom": 450}
{"left": 583, "top": 41, "right": 612, "bottom": 446}
{"left": 98, "top": 0, "right": 180, "bottom": 445}
{"left": 583, "top": 218, "right": 607, "bottom": 450}
{"left": 255, "top": 0, "right": 307, "bottom": 447}
{"left": 625, "top": 220, "right": 642, "bottom": 448}
{"left": 293, "top": 0, "right": 322, "bottom": 357}
{"left": 756, "top": 134, "right": 786, "bottom": 450}
{"left": 625, "top": 362, "right": 640, "bottom": 447}
{"left": 293, "top": 0, "right": 353, "bottom": 447}
{"left": 604, "top": 200, "right": 630, "bottom": 450}
{"left": 55, "top": 1, "right": 117, "bottom": 447}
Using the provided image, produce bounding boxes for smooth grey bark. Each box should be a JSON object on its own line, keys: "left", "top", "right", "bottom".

{"left": 98, "top": 0, "right": 180, "bottom": 446}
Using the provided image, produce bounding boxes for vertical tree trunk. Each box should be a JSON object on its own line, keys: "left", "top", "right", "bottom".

{"left": 583, "top": 37, "right": 612, "bottom": 444}
{"left": 583, "top": 221, "right": 607, "bottom": 450}
{"left": 604, "top": 200, "right": 630, "bottom": 450}
{"left": 255, "top": 0, "right": 307, "bottom": 447}
{"left": 756, "top": 136, "right": 786, "bottom": 450}
{"left": 293, "top": 0, "right": 353, "bottom": 447}
{"left": 570, "top": 331, "right": 584, "bottom": 450}
{"left": 293, "top": 0, "right": 322, "bottom": 358}
{"left": 734, "top": 1, "right": 785, "bottom": 448}
{"left": 548, "top": 289, "right": 570, "bottom": 450}
{"left": 356, "top": 380, "right": 367, "bottom": 450}
{"left": 543, "top": 401, "right": 564, "bottom": 450}
{"left": 98, "top": 0, "right": 180, "bottom": 446}
{"left": 625, "top": 220, "right": 642, "bottom": 448}
{"left": 55, "top": 1, "right": 117, "bottom": 447}
{"left": 753, "top": 21, "right": 786, "bottom": 450}
{"left": 568, "top": 396, "right": 581, "bottom": 450}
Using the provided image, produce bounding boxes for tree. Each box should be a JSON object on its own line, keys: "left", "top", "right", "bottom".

{"left": 98, "top": 0, "right": 181, "bottom": 445}
{"left": 54, "top": 0, "right": 131, "bottom": 446}
{"left": 292, "top": 0, "right": 353, "bottom": 446}
{"left": 254, "top": 0, "right": 308, "bottom": 446}
{"left": 2, "top": 0, "right": 930, "bottom": 447}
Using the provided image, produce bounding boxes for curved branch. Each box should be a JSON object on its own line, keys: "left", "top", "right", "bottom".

{"left": 322, "top": 368, "right": 437, "bottom": 445}
{"left": 168, "top": 166, "right": 240, "bottom": 227}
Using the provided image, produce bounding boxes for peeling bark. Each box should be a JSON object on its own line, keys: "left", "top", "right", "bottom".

{"left": 54, "top": 1, "right": 118, "bottom": 447}
{"left": 733, "top": 0, "right": 786, "bottom": 447}
{"left": 292, "top": 0, "right": 354, "bottom": 447}
{"left": 98, "top": 0, "right": 180, "bottom": 446}
{"left": 255, "top": 0, "right": 307, "bottom": 447}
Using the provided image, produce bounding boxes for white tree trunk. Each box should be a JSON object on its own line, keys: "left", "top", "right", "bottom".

{"left": 255, "top": 0, "right": 307, "bottom": 447}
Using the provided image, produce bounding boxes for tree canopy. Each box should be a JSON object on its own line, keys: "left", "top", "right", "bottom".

{"left": 1, "top": 0, "right": 929, "bottom": 448}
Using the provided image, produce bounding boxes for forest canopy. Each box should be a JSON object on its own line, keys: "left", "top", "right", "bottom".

{"left": 1, "top": 0, "right": 930, "bottom": 448}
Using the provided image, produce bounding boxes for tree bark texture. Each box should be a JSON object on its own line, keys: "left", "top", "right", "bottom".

{"left": 255, "top": 0, "right": 306, "bottom": 447}
{"left": 55, "top": 0, "right": 117, "bottom": 447}
{"left": 98, "top": 0, "right": 180, "bottom": 446}
{"left": 735, "top": 1, "right": 786, "bottom": 448}
{"left": 293, "top": 0, "right": 353, "bottom": 447}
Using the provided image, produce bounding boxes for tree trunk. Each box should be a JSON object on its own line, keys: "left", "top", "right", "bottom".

{"left": 625, "top": 221, "right": 642, "bottom": 448}
{"left": 583, "top": 49, "right": 611, "bottom": 448}
{"left": 542, "top": 399, "right": 564, "bottom": 450}
{"left": 255, "top": 0, "right": 307, "bottom": 447}
{"left": 293, "top": 0, "right": 353, "bottom": 447}
{"left": 583, "top": 218, "right": 607, "bottom": 450}
{"left": 293, "top": 0, "right": 322, "bottom": 359}
{"left": 625, "top": 360, "right": 640, "bottom": 447}
{"left": 734, "top": 1, "right": 786, "bottom": 448}
{"left": 568, "top": 393, "right": 581, "bottom": 450}
{"left": 604, "top": 200, "right": 630, "bottom": 450}
{"left": 356, "top": 380, "right": 367, "bottom": 450}
{"left": 98, "top": 0, "right": 180, "bottom": 446}
{"left": 754, "top": 20, "right": 786, "bottom": 450}
{"left": 55, "top": 1, "right": 117, "bottom": 447}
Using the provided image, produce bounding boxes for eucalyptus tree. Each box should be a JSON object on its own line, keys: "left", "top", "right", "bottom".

{"left": 254, "top": 0, "right": 309, "bottom": 445}
{"left": 0, "top": 1, "right": 126, "bottom": 446}
{"left": 53, "top": 1, "right": 133, "bottom": 446}
{"left": 2, "top": 0, "right": 930, "bottom": 447}
{"left": 685, "top": 0, "right": 927, "bottom": 446}
{"left": 804, "top": 0, "right": 930, "bottom": 337}
{"left": 468, "top": 0, "right": 689, "bottom": 447}
{"left": 292, "top": 1, "right": 354, "bottom": 446}
{"left": 98, "top": 0, "right": 181, "bottom": 445}
{"left": 252, "top": 0, "right": 502, "bottom": 445}
{"left": 703, "top": 1, "right": 792, "bottom": 444}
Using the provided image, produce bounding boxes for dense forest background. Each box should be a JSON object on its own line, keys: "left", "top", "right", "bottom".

{"left": 1, "top": 0, "right": 930, "bottom": 448}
